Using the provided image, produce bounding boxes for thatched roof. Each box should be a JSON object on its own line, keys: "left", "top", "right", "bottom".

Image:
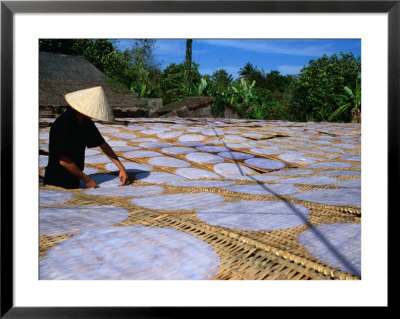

{"left": 39, "top": 51, "right": 106, "bottom": 81}
{"left": 39, "top": 79, "right": 146, "bottom": 108}
{"left": 39, "top": 51, "right": 145, "bottom": 108}
{"left": 149, "top": 96, "right": 241, "bottom": 119}
{"left": 151, "top": 97, "right": 216, "bottom": 117}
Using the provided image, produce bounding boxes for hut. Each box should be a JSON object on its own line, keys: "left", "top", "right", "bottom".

{"left": 39, "top": 51, "right": 154, "bottom": 117}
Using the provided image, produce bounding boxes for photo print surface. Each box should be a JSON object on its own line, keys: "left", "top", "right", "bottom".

{"left": 39, "top": 38, "right": 361, "bottom": 280}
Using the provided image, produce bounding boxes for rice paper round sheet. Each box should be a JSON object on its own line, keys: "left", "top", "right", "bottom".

{"left": 297, "top": 223, "right": 361, "bottom": 277}
{"left": 40, "top": 205, "right": 129, "bottom": 236}
{"left": 197, "top": 201, "right": 310, "bottom": 231}
{"left": 40, "top": 225, "right": 220, "bottom": 280}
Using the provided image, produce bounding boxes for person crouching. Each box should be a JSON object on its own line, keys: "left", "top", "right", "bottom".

{"left": 44, "top": 86, "right": 128, "bottom": 189}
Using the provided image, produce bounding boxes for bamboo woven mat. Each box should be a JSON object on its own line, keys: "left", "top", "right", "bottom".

{"left": 39, "top": 117, "right": 361, "bottom": 280}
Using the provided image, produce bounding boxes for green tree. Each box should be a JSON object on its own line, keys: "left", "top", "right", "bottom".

{"left": 40, "top": 39, "right": 119, "bottom": 76}
{"left": 39, "top": 39, "right": 77, "bottom": 54}
{"left": 211, "top": 69, "right": 233, "bottom": 93}
{"left": 248, "top": 69, "right": 268, "bottom": 89}
{"left": 39, "top": 39, "right": 161, "bottom": 96}
{"left": 293, "top": 52, "right": 361, "bottom": 122}
{"left": 160, "top": 62, "right": 202, "bottom": 104}
{"left": 264, "top": 70, "right": 292, "bottom": 94}
{"left": 239, "top": 62, "right": 273, "bottom": 89}
{"left": 239, "top": 62, "right": 258, "bottom": 79}
{"left": 73, "top": 39, "right": 120, "bottom": 78}
{"left": 111, "top": 40, "right": 161, "bottom": 97}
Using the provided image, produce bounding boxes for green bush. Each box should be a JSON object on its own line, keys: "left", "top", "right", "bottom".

{"left": 292, "top": 52, "right": 361, "bottom": 122}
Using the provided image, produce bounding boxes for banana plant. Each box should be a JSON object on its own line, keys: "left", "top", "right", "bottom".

{"left": 222, "top": 86, "right": 239, "bottom": 105}
{"left": 222, "top": 79, "right": 256, "bottom": 105}
{"left": 239, "top": 78, "right": 256, "bottom": 106}
{"left": 329, "top": 73, "right": 361, "bottom": 121}
{"left": 130, "top": 82, "right": 152, "bottom": 98}
{"left": 248, "top": 105, "right": 265, "bottom": 119}
{"left": 196, "top": 77, "right": 208, "bottom": 96}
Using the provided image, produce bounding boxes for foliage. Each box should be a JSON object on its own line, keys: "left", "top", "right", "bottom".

{"left": 211, "top": 69, "right": 233, "bottom": 94}
{"left": 210, "top": 97, "right": 226, "bottom": 118}
{"left": 205, "top": 69, "right": 298, "bottom": 120}
{"left": 74, "top": 40, "right": 121, "bottom": 78}
{"left": 217, "top": 78, "right": 257, "bottom": 118}
{"left": 40, "top": 39, "right": 361, "bottom": 123}
{"left": 40, "top": 39, "right": 162, "bottom": 98}
{"left": 239, "top": 62, "right": 267, "bottom": 88}
{"left": 292, "top": 52, "right": 361, "bottom": 122}
{"left": 208, "top": 69, "right": 299, "bottom": 121}
{"left": 40, "top": 39, "right": 121, "bottom": 79}
{"left": 328, "top": 72, "right": 361, "bottom": 121}
{"left": 114, "top": 40, "right": 162, "bottom": 97}
{"left": 160, "top": 62, "right": 202, "bottom": 104}
{"left": 39, "top": 39, "right": 78, "bottom": 54}
{"left": 238, "top": 64, "right": 293, "bottom": 93}
{"left": 264, "top": 70, "right": 292, "bottom": 94}
{"left": 239, "top": 62, "right": 258, "bottom": 79}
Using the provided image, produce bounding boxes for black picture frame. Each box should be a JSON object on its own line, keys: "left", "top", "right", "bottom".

{"left": 1, "top": 0, "right": 396, "bottom": 317}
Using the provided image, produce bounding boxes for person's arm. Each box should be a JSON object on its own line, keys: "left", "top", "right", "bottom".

{"left": 59, "top": 155, "right": 99, "bottom": 188}
{"left": 99, "top": 142, "right": 128, "bottom": 186}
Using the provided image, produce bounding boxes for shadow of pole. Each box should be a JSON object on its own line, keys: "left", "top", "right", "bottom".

{"left": 202, "top": 118, "right": 360, "bottom": 278}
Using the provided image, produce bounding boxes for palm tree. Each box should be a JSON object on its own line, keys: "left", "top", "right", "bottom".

{"left": 185, "top": 39, "right": 193, "bottom": 89}
{"left": 239, "top": 62, "right": 257, "bottom": 79}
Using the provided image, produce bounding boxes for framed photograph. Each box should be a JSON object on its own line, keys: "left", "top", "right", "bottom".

{"left": 1, "top": 0, "right": 396, "bottom": 316}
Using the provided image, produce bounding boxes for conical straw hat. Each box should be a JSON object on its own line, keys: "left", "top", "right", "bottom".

{"left": 64, "top": 86, "right": 114, "bottom": 122}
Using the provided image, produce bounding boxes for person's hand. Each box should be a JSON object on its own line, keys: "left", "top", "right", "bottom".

{"left": 85, "top": 177, "right": 99, "bottom": 189}
{"left": 119, "top": 168, "right": 128, "bottom": 186}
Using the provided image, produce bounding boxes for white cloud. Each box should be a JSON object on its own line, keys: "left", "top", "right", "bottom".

{"left": 201, "top": 39, "right": 335, "bottom": 57}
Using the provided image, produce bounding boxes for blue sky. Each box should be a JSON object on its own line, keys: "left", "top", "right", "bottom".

{"left": 116, "top": 39, "right": 361, "bottom": 78}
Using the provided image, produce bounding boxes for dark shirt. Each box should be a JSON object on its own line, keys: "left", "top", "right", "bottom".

{"left": 44, "top": 109, "right": 105, "bottom": 189}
